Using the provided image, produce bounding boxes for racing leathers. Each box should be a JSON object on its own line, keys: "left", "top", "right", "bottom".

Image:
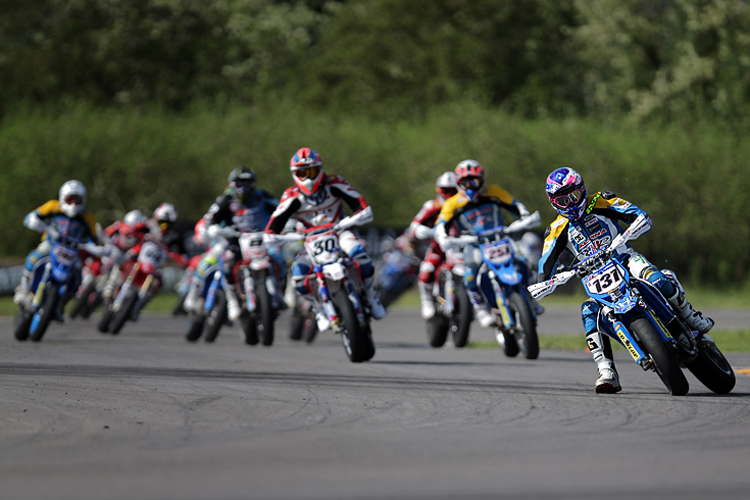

{"left": 435, "top": 185, "right": 532, "bottom": 328}
{"left": 264, "top": 174, "right": 386, "bottom": 331}
{"left": 185, "top": 189, "right": 287, "bottom": 322}
{"left": 15, "top": 200, "right": 102, "bottom": 311}
{"left": 538, "top": 190, "right": 713, "bottom": 393}
{"left": 402, "top": 197, "right": 449, "bottom": 319}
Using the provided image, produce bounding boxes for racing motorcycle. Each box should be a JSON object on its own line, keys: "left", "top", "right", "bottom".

{"left": 97, "top": 239, "right": 167, "bottom": 335}
{"left": 184, "top": 254, "right": 228, "bottom": 343}
{"left": 15, "top": 233, "right": 105, "bottom": 342}
{"left": 376, "top": 246, "right": 418, "bottom": 308}
{"left": 529, "top": 228, "right": 736, "bottom": 396}
{"left": 278, "top": 223, "right": 376, "bottom": 362}
{"left": 426, "top": 247, "right": 473, "bottom": 348}
{"left": 445, "top": 212, "right": 542, "bottom": 359}
{"left": 236, "top": 231, "right": 280, "bottom": 346}
{"left": 68, "top": 252, "right": 105, "bottom": 319}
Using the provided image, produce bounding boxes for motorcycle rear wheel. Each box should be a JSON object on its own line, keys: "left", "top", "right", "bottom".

{"left": 631, "top": 317, "right": 689, "bottom": 395}
{"left": 30, "top": 285, "right": 59, "bottom": 342}
{"left": 509, "top": 292, "right": 539, "bottom": 360}
{"left": 332, "top": 288, "right": 372, "bottom": 362}
{"left": 686, "top": 338, "right": 736, "bottom": 394}
{"left": 69, "top": 281, "right": 96, "bottom": 319}
{"left": 203, "top": 289, "right": 227, "bottom": 343}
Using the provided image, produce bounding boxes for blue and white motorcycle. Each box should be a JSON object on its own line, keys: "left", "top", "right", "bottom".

{"left": 529, "top": 229, "right": 736, "bottom": 395}
{"left": 15, "top": 233, "right": 105, "bottom": 342}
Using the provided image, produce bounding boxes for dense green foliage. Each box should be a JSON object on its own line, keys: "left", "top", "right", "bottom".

{"left": 1, "top": 103, "right": 748, "bottom": 284}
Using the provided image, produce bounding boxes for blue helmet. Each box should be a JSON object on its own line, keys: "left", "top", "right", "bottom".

{"left": 545, "top": 167, "right": 587, "bottom": 220}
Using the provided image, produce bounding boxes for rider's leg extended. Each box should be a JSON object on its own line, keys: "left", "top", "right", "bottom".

{"left": 417, "top": 246, "right": 443, "bottom": 320}
{"left": 628, "top": 255, "right": 713, "bottom": 333}
{"left": 462, "top": 244, "right": 494, "bottom": 328}
{"left": 583, "top": 299, "right": 622, "bottom": 394}
{"left": 14, "top": 241, "right": 51, "bottom": 307}
{"left": 339, "top": 230, "right": 386, "bottom": 319}
{"left": 292, "top": 256, "right": 330, "bottom": 332}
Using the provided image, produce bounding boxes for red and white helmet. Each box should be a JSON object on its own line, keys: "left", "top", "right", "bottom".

{"left": 59, "top": 180, "right": 87, "bottom": 218}
{"left": 454, "top": 160, "right": 485, "bottom": 201}
{"left": 435, "top": 171, "right": 458, "bottom": 200}
{"left": 290, "top": 148, "right": 325, "bottom": 196}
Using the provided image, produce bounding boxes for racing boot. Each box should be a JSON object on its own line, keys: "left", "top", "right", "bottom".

{"left": 667, "top": 290, "right": 714, "bottom": 334}
{"left": 532, "top": 297, "right": 545, "bottom": 316}
{"left": 418, "top": 280, "right": 436, "bottom": 320}
{"left": 586, "top": 329, "right": 622, "bottom": 393}
{"left": 363, "top": 276, "right": 387, "bottom": 319}
{"left": 225, "top": 287, "right": 242, "bottom": 323}
{"left": 13, "top": 269, "right": 32, "bottom": 307}
{"left": 467, "top": 288, "right": 494, "bottom": 329}
{"left": 183, "top": 277, "right": 202, "bottom": 314}
{"left": 306, "top": 300, "right": 331, "bottom": 332}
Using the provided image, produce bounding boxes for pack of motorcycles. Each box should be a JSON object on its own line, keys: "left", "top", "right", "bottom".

{"left": 12, "top": 219, "right": 736, "bottom": 395}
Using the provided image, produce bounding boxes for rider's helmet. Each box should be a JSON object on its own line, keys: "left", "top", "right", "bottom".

{"left": 123, "top": 209, "right": 148, "bottom": 227}
{"left": 545, "top": 167, "right": 588, "bottom": 221}
{"left": 290, "top": 148, "right": 325, "bottom": 196}
{"left": 59, "top": 180, "right": 87, "bottom": 218}
{"left": 121, "top": 209, "right": 148, "bottom": 247}
{"left": 153, "top": 203, "right": 178, "bottom": 233}
{"left": 435, "top": 171, "right": 458, "bottom": 200}
{"left": 228, "top": 166, "right": 256, "bottom": 205}
{"left": 454, "top": 160, "right": 484, "bottom": 201}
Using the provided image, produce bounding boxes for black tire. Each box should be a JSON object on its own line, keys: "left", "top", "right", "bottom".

{"left": 80, "top": 290, "right": 102, "bottom": 319}
{"left": 302, "top": 315, "right": 318, "bottom": 344}
{"left": 686, "top": 339, "right": 736, "bottom": 394}
{"left": 185, "top": 313, "right": 206, "bottom": 342}
{"left": 427, "top": 314, "right": 450, "bottom": 348}
{"left": 509, "top": 292, "right": 539, "bottom": 360}
{"left": 69, "top": 281, "right": 96, "bottom": 319}
{"left": 499, "top": 329, "right": 520, "bottom": 357}
{"left": 30, "top": 285, "right": 59, "bottom": 342}
{"left": 255, "top": 281, "right": 275, "bottom": 347}
{"left": 109, "top": 291, "right": 137, "bottom": 335}
{"left": 241, "top": 315, "right": 259, "bottom": 345}
{"left": 203, "top": 289, "right": 227, "bottom": 343}
{"left": 450, "top": 283, "right": 473, "bottom": 348}
{"left": 14, "top": 310, "right": 32, "bottom": 341}
{"left": 97, "top": 306, "right": 113, "bottom": 333}
{"left": 289, "top": 307, "right": 304, "bottom": 341}
{"left": 361, "top": 323, "right": 376, "bottom": 361}
{"left": 331, "top": 288, "right": 370, "bottom": 362}
{"left": 631, "top": 316, "right": 689, "bottom": 395}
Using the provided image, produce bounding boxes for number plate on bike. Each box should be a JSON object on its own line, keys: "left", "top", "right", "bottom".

{"left": 239, "top": 232, "right": 267, "bottom": 261}
{"left": 53, "top": 245, "right": 77, "bottom": 265}
{"left": 305, "top": 231, "right": 339, "bottom": 265}
{"left": 482, "top": 241, "right": 512, "bottom": 265}
{"left": 584, "top": 261, "right": 623, "bottom": 295}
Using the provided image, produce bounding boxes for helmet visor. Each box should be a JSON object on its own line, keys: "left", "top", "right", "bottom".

{"left": 438, "top": 187, "right": 458, "bottom": 199}
{"left": 63, "top": 194, "right": 84, "bottom": 205}
{"left": 458, "top": 176, "right": 482, "bottom": 191}
{"left": 550, "top": 186, "right": 585, "bottom": 209}
{"left": 294, "top": 166, "right": 321, "bottom": 180}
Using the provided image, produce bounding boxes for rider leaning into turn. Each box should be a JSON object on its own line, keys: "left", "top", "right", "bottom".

{"left": 434, "top": 160, "right": 537, "bottom": 330}
{"left": 264, "top": 147, "right": 387, "bottom": 332}
{"left": 14, "top": 180, "right": 102, "bottom": 315}
{"left": 538, "top": 167, "right": 714, "bottom": 394}
{"left": 399, "top": 171, "right": 458, "bottom": 320}
{"left": 184, "top": 166, "right": 287, "bottom": 322}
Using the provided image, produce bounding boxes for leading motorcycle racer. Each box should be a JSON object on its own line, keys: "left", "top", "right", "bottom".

{"left": 539, "top": 166, "right": 713, "bottom": 393}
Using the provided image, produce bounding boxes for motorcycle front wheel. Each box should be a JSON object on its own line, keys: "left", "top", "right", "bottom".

{"left": 631, "top": 316, "right": 689, "bottom": 395}
{"left": 509, "top": 292, "right": 539, "bottom": 360}
{"left": 69, "top": 281, "right": 96, "bottom": 319}
{"left": 203, "top": 289, "right": 227, "bottom": 343}
{"left": 109, "top": 291, "right": 137, "bottom": 335}
{"left": 450, "top": 282, "right": 473, "bottom": 348}
{"left": 185, "top": 313, "right": 206, "bottom": 342}
{"left": 30, "top": 285, "right": 59, "bottom": 342}
{"left": 14, "top": 310, "right": 32, "bottom": 341}
{"left": 686, "top": 338, "right": 736, "bottom": 394}
{"left": 255, "top": 280, "right": 275, "bottom": 347}
{"left": 332, "top": 288, "right": 372, "bottom": 362}
{"left": 97, "top": 306, "right": 113, "bottom": 333}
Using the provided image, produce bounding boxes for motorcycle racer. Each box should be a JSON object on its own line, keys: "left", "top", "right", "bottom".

{"left": 435, "top": 160, "right": 536, "bottom": 329}
{"left": 14, "top": 180, "right": 102, "bottom": 313}
{"left": 539, "top": 166, "right": 713, "bottom": 394}
{"left": 264, "top": 147, "right": 387, "bottom": 332}
{"left": 400, "top": 171, "right": 458, "bottom": 319}
{"left": 183, "top": 166, "right": 287, "bottom": 322}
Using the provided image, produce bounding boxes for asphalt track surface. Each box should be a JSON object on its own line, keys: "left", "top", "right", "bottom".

{"left": 1, "top": 306, "right": 750, "bottom": 500}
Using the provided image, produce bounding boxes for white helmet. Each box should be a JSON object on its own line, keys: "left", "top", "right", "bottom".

{"left": 59, "top": 180, "right": 87, "bottom": 218}
{"left": 435, "top": 171, "right": 458, "bottom": 200}
{"left": 123, "top": 209, "right": 148, "bottom": 227}
{"left": 153, "top": 203, "right": 178, "bottom": 224}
